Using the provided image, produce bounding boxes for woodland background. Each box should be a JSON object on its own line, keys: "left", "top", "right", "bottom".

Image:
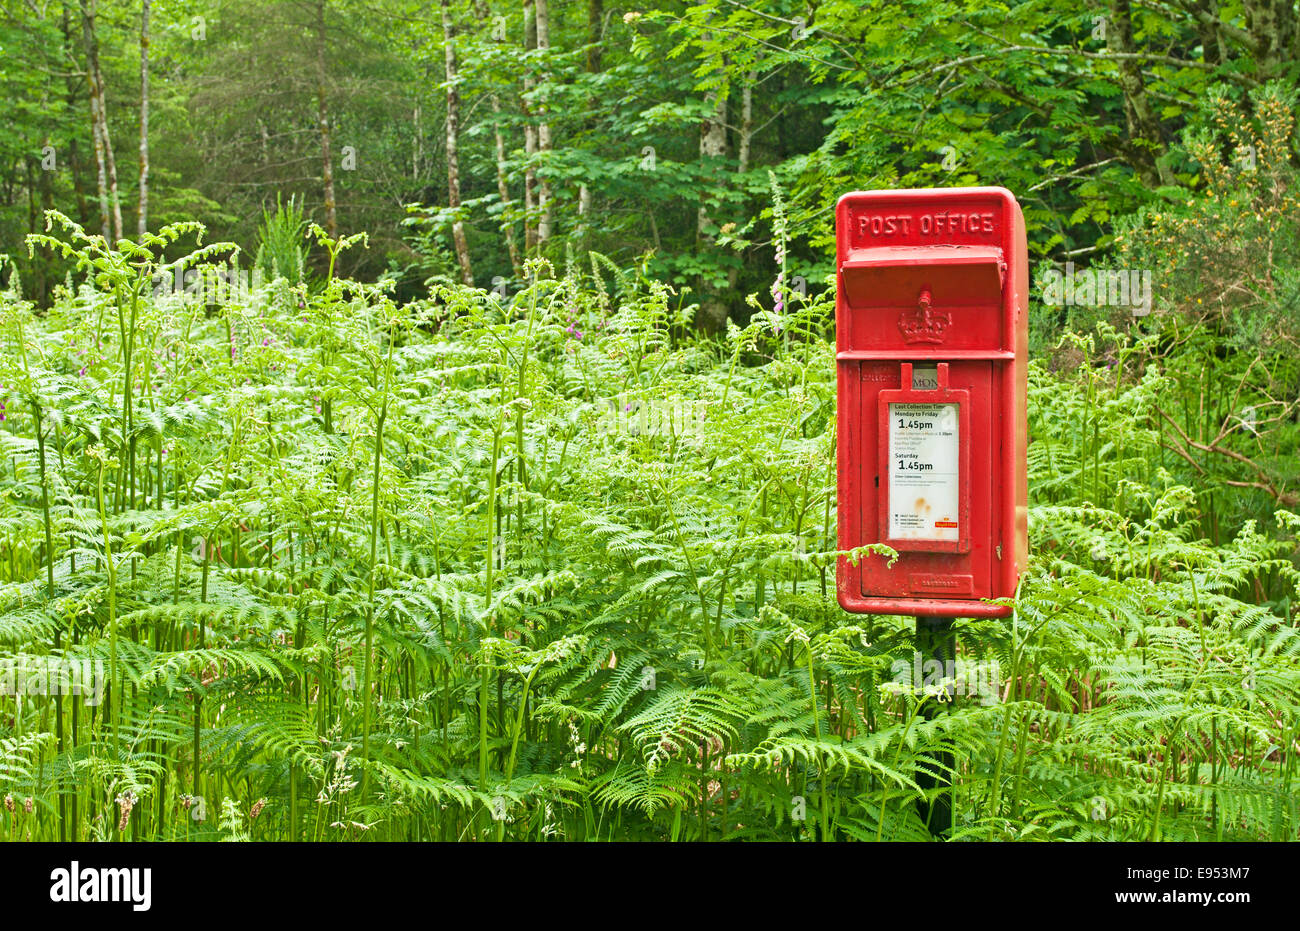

{"left": 0, "top": 1, "right": 1297, "bottom": 842}
{"left": 0, "top": 0, "right": 1294, "bottom": 330}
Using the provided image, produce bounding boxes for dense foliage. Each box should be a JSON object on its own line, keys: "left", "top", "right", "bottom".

{"left": 3, "top": 1, "right": 1299, "bottom": 320}
{"left": 0, "top": 209, "right": 1295, "bottom": 841}
{"left": 0, "top": 0, "right": 1297, "bottom": 844}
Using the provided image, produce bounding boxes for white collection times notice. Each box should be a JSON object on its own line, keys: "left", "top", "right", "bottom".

{"left": 887, "top": 402, "right": 960, "bottom": 542}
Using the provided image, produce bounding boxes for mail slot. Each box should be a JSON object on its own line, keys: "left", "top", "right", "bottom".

{"left": 835, "top": 187, "right": 1028, "bottom": 618}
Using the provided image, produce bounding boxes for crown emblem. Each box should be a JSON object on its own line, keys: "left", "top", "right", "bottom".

{"left": 898, "top": 289, "right": 950, "bottom": 344}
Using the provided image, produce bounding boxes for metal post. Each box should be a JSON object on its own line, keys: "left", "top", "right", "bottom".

{"left": 915, "top": 616, "right": 956, "bottom": 838}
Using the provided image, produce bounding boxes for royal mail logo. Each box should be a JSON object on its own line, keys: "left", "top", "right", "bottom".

{"left": 908, "top": 573, "right": 974, "bottom": 595}
{"left": 898, "top": 291, "right": 950, "bottom": 344}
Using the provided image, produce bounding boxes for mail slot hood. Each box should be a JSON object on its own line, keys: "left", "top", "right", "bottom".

{"left": 840, "top": 245, "right": 1006, "bottom": 308}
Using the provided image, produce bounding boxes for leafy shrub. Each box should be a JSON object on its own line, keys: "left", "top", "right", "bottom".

{"left": 254, "top": 195, "right": 308, "bottom": 285}
{"left": 1116, "top": 81, "right": 1300, "bottom": 354}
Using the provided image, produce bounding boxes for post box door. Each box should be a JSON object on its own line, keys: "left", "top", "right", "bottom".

{"left": 851, "top": 360, "right": 997, "bottom": 600}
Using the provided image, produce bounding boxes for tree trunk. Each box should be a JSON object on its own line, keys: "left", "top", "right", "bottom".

{"left": 492, "top": 95, "right": 522, "bottom": 277}
{"left": 25, "top": 153, "right": 48, "bottom": 304}
{"left": 1107, "top": 0, "right": 1171, "bottom": 187}
{"left": 522, "top": 0, "right": 538, "bottom": 252}
{"left": 88, "top": 96, "right": 110, "bottom": 240}
{"left": 26, "top": 156, "right": 39, "bottom": 262}
{"left": 586, "top": 0, "right": 603, "bottom": 73}
{"left": 1242, "top": 0, "right": 1295, "bottom": 79}
{"left": 69, "top": 135, "right": 91, "bottom": 230}
{"left": 137, "top": 0, "right": 150, "bottom": 237}
{"left": 38, "top": 140, "right": 54, "bottom": 303}
{"left": 737, "top": 75, "right": 754, "bottom": 176}
{"left": 535, "top": 0, "right": 553, "bottom": 244}
{"left": 576, "top": 0, "right": 603, "bottom": 243}
{"left": 726, "top": 73, "right": 755, "bottom": 294}
{"left": 80, "top": 0, "right": 122, "bottom": 242}
{"left": 696, "top": 91, "right": 727, "bottom": 234}
{"left": 413, "top": 103, "right": 422, "bottom": 182}
{"left": 315, "top": 0, "right": 337, "bottom": 239}
{"left": 696, "top": 88, "right": 729, "bottom": 332}
{"left": 1190, "top": 0, "right": 1225, "bottom": 64}
{"left": 442, "top": 0, "right": 473, "bottom": 286}
{"left": 577, "top": 185, "right": 592, "bottom": 228}
{"left": 61, "top": 3, "right": 91, "bottom": 229}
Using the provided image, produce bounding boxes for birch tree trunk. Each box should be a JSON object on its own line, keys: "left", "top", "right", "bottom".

{"left": 534, "top": 0, "right": 552, "bottom": 244}
{"left": 413, "top": 104, "right": 422, "bottom": 181}
{"left": 442, "top": 0, "right": 473, "bottom": 286}
{"left": 61, "top": 3, "right": 91, "bottom": 228}
{"left": 492, "top": 95, "right": 522, "bottom": 277}
{"left": 695, "top": 91, "right": 727, "bottom": 236}
{"left": 576, "top": 0, "right": 603, "bottom": 239}
{"left": 736, "top": 74, "right": 754, "bottom": 178}
{"left": 87, "top": 93, "right": 110, "bottom": 240}
{"left": 522, "top": 0, "right": 537, "bottom": 253}
{"left": 696, "top": 88, "right": 728, "bottom": 332}
{"left": 315, "top": 0, "right": 338, "bottom": 239}
{"left": 80, "top": 0, "right": 122, "bottom": 243}
{"left": 137, "top": 0, "right": 150, "bottom": 237}
{"left": 726, "top": 72, "right": 754, "bottom": 294}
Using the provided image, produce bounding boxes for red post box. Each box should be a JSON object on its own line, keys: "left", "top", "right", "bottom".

{"left": 835, "top": 187, "right": 1028, "bottom": 618}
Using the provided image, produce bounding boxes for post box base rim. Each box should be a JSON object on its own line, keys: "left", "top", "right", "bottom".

{"left": 836, "top": 592, "right": 1013, "bottom": 619}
